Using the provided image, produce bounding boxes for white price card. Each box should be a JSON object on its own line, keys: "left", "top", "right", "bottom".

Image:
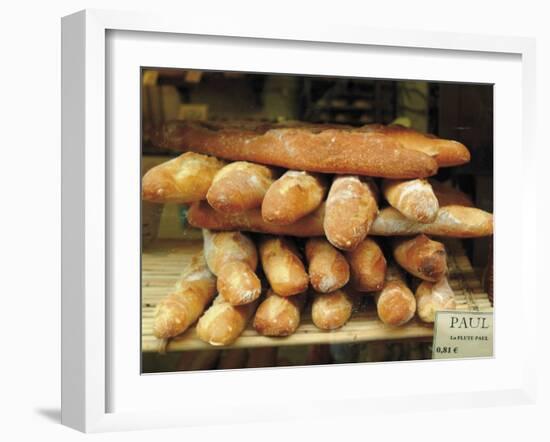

{"left": 432, "top": 311, "right": 493, "bottom": 359}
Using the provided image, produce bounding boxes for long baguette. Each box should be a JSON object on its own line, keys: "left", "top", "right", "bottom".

{"left": 324, "top": 176, "right": 378, "bottom": 251}
{"left": 142, "top": 152, "right": 226, "bottom": 203}
{"left": 206, "top": 161, "right": 278, "bottom": 213}
{"left": 359, "top": 124, "right": 471, "bottom": 167}
{"left": 415, "top": 277, "right": 457, "bottom": 323}
{"left": 393, "top": 234, "right": 447, "bottom": 281}
{"left": 196, "top": 295, "right": 260, "bottom": 346}
{"left": 305, "top": 238, "right": 350, "bottom": 293}
{"left": 152, "top": 253, "right": 216, "bottom": 339}
{"left": 154, "top": 121, "right": 439, "bottom": 178}
{"left": 202, "top": 230, "right": 261, "bottom": 305}
{"left": 188, "top": 201, "right": 493, "bottom": 238}
{"left": 262, "top": 170, "right": 327, "bottom": 225}
{"left": 259, "top": 236, "right": 309, "bottom": 297}
{"left": 381, "top": 178, "right": 439, "bottom": 223}
{"left": 253, "top": 290, "right": 306, "bottom": 337}
{"left": 345, "top": 238, "right": 387, "bottom": 292}
{"left": 374, "top": 266, "right": 416, "bottom": 327}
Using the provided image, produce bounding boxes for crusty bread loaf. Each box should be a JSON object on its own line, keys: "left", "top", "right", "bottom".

{"left": 345, "top": 238, "right": 387, "bottom": 292}
{"left": 196, "top": 295, "right": 260, "bottom": 346}
{"left": 188, "top": 201, "right": 326, "bottom": 237}
{"left": 262, "top": 171, "right": 327, "bottom": 225}
{"left": 370, "top": 206, "right": 493, "bottom": 237}
{"left": 253, "top": 290, "right": 306, "bottom": 337}
{"left": 142, "top": 152, "right": 226, "bottom": 203}
{"left": 259, "top": 236, "right": 309, "bottom": 297}
{"left": 324, "top": 176, "right": 378, "bottom": 251}
{"left": 202, "top": 230, "right": 261, "bottom": 305}
{"left": 311, "top": 289, "right": 353, "bottom": 330}
{"left": 359, "top": 124, "right": 471, "bottom": 167}
{"left": 393, "top": 234, "right": 447, "bottom": 281}
{"left": 381, "top": 178, "right": 439, "bottom": 223}
{"left": 374, "top": 266, "right": 416, "bottom": 326}
{"left": 206, "top": 161, "right": 278, "bottom": 213}
{"left": 305, "top": 238, "right": 350, "bottom": 293}
{"left": 415, "top": 277, "right": 457, "bottom": 323}
{"left": 152, "top": 253, "right": 216, "bottom": 339}
{"left": 154, "top": 120, "right": 439, "bottom": 178}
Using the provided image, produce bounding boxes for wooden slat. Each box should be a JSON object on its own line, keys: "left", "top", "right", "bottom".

{"left": 141, "top": 239, "right": 492, "bottom": 353}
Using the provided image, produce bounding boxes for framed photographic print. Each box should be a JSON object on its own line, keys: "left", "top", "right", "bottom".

{"left": 61, "top": 9, "right": 537, "bottom": 433}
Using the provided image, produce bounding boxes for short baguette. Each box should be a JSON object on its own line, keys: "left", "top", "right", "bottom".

{"left": 262, "top": 171, "right": 327, "bottom": 225}
{"left": 305, "top": 238, "right": 350, "bottom": 293}
{"left": 374, "top": 266, "right": 416, "bottom": 326}
{"left": 188, "top": 202, "right": 493, "bottom": 238}
{"left": 253, "top": 290, "right": 306, "bottom": 337}
{"left": 360, "top": 124, "right": 471, "bottom": 167}
{"left": 324, "top": 176, "right": 378, "bottom": 251}
{"left": 142, "top": 152, "right": 226, "bottom": 203}
{"left": 415, "top": 277, "right": 457, "bottom": 323}
{"left": 206, "top": 161, "right": 278, "bottom": 213}
{"left": 345, "top": 238, "right": 387, "bottom": 292}
{"left": 196, "top": 295, "right": 259, "bottom": 346}
{"left": 152, "top": 253, "right": 216, "bottom": 339}
{"left": 154, "top": 120, "right": 439, "bottom": 178}
{"left": 370, "top": 206, "right": 493, "bottom": 237}
{"left": 393, "top": 234, "right": 447, "bottom": 281}
{"left": 259, "top": 236, "right": 309, "bottom": 297}
{"left": 202, "top": 230, "right": 261, "bottom": 305}
{"left": 381, "top": 178, "right": 439, "bottom": 223}
{"left": 311, "top": 289, "right": 354, "bottom": 330}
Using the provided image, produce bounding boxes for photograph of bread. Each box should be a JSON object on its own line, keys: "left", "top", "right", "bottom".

{"left": 141, "top": 70, "right": 493, "bottom": 372}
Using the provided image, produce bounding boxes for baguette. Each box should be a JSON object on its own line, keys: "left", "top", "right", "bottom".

{"left": 360, "top": 124, "right": 471, "bottom": 167}
{"left": 305, "top": 238, "right": 350, "bottom": 293}
{"left": 345, "top": 238, "right": 387, "bottom": 292}
{"left": 258, "top": 236, "right": 309, "bottom": 297}
{"left": 152, "top": 253, "right": 216, "bottom": 339}
{"left": 206, "top": 161, "right": 278, "bottom": 213}
{"left": 202, "top": 230, "right": 261, "bottom": 305}
{"left": 189, "top": 202, "right": 493, "bottom": 238}
{"left": 196, "top": 295, "right": 259, "bottom": 346}
{"left": 324, "top": 176, "right": 378, "bottom": 251}
{"left": 374, "top": 266, "right": 416, "bottom": 326}
{"left": 262, "top": 171, "right": 327, "bottom": 225}
{"left": 381, "top": 178, "right": 439, "bottom": 223}
{"left": 154, "top": 120, "right": 439, "bottom": 178}
{"left": 415, "top": 277, "right": 457, "bottom": 323}
{"left": 142, "top": 152, "right": 226, "bottom": 203}
{"left": 393, "top": 234, "right": 447, "bottom": 282}
{"left": 311, "top": 289, "right": 354, "bottom": 330}
{"left": 253, "top": 290, "right": 306, "bottom": 337}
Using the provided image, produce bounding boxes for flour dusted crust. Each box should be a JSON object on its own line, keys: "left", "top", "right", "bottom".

{"left": 305, "top": 238, "right": 350, "bottom": 293}
{"left": 253, "top": 291, "right": 306, "bottom": 337}
{"left": 392, "top": 234, "right": 447, "bottom": 282}
{"left": 382, "top": 178, "right": 439, "bottom": 223}
{"left": 154, "top": 120, "right": 439, "bottom": 179}
{"left": 311, "top": 289, "right": 354, "bottom": 330}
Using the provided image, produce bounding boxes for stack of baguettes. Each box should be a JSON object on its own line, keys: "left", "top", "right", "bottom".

{"left": 144, "top": 120, "right": 493, "bottom": 347}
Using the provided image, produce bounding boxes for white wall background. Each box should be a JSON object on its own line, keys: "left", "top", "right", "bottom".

{"left": 0, "top": 1, "right": 547, "bottom": 440}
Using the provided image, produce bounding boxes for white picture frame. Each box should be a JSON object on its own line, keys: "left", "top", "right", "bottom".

{"left": 61, "top": 9, "right": 538, "bottom": 433}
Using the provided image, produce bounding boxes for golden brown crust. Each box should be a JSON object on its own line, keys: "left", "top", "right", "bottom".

{"left": 202, "top": 230, "right": 258, "bottom": 274}
{"left": 305, "top": 238, "right": 350, "bottom": 293}
{"left": 375, "top": 267, "right": 416, "bottom": 326}
{"left": 415, "top": 277, "right": 457, "bottom": 323}
{"left": 142, "top": 152, "right": 226, "bottom": 203}
{"left": 152, "top": 254, "right": 216, "bottom": 339}
{"left": 359, "top": 124, "right": 471, "bottom": 167}
{"left": 206, "top": 161, "right": 278, "bottom": 213}
{"left": 154, "top": 121, "right": 439, "bottom": 178}
{"left": 393, "top": 234, "right": 447, "bottom": 282}
{"left": 381, "top": 178, "right": 439, "bottom": 223}
{"left": 259, "top": 236, "right": 309, "bottom": 297}
{"left": 217, "top": 260, "right": 262, "bottom": 305}
{"left": 345, "top": 238, "right": 387, "bottom": 292}
{"left": 311, "top": 289, "right": 353, "bottom": 330}
{"left": 261, "top": 171, "right": 327, "bottom": 225}
{"left": 324, "top": 176, "right": 379, "bottom": 251}
{"left": 253, "top": 291, "right": 306, "bottom": 337}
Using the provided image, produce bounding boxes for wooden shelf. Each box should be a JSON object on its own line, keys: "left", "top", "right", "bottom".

{"left": 142, "top": 239, "right": 492, "bottom": 353}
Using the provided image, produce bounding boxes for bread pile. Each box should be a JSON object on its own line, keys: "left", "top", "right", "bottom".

{"left": 144, "top": 121, "right": 493, "bottom": 346}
